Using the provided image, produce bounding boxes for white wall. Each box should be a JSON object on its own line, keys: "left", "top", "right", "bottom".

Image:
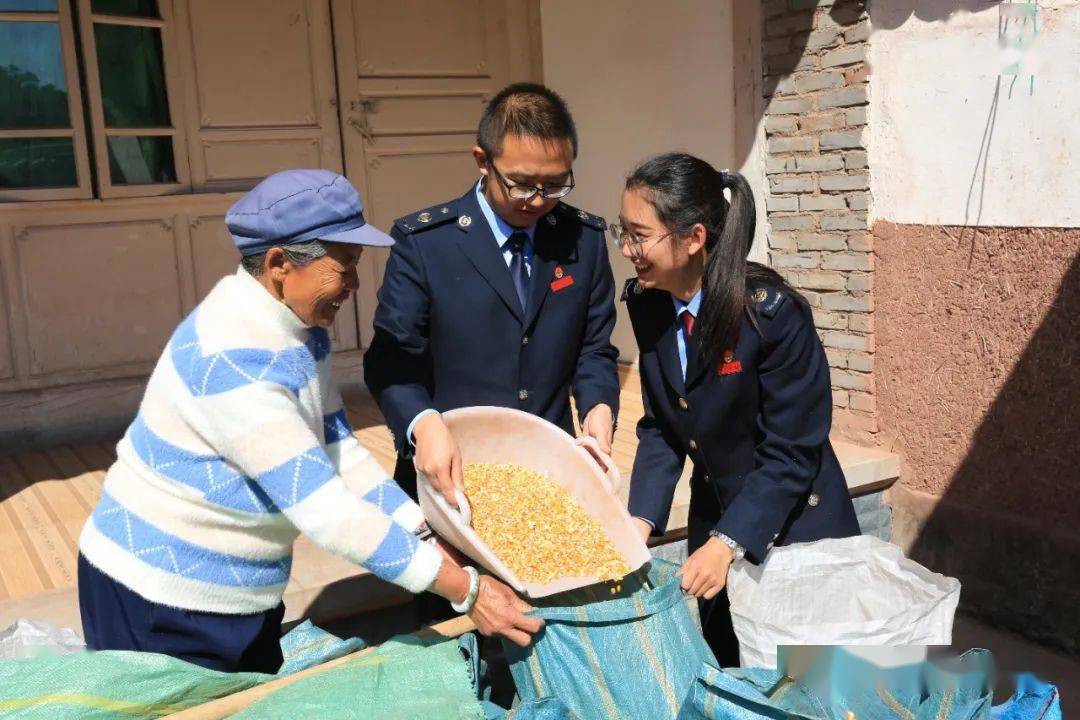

{"left": 870, "top": 0, "right": 1080, "bottom": 227}
{"left": 541, "top": 0, "right": 765, "bottom": 359}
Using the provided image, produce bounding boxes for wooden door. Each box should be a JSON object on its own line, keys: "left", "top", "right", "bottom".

{"left": 330, "top": 0, "right": 542, "bottom": 348}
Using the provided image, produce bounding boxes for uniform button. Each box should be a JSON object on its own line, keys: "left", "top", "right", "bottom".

{"left": 678, "top": 397, "right": 688, "bottom": 411}
{"left": 807, "top": 492, "right": 820, "bottom": 507}
{"left": 521, "top": 336, "right": 529, "bottom": 346}
{"left": 518, "top": 389, "right": 529, "bottom": 401}
{"left": 689, "top": 439, "right": 698, "bottom": 451}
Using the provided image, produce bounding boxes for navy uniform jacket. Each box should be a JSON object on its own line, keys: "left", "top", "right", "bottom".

{"left": 624, "top": 278, "right": 859, "bottom": 563}
{"left": 363, "top": 185, "right": 621, "bottom": 483}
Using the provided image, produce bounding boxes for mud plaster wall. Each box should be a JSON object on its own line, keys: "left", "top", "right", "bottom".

{"left": 869, "top": 1, "right": 1080, "bottom": 227}
{"left": 875, "top": 222, "right": 1079, "bottom": 528}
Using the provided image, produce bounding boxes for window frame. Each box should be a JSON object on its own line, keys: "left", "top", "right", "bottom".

{"left": 0, "top": 3, "right": 95, "bottom": 202}
{"left": 75, "top": 0, "right": 190, "bottom": 199}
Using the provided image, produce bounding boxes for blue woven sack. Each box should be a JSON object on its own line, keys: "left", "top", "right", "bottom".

{"left": 504, "top": 559, "right": 716, "bottom": 720}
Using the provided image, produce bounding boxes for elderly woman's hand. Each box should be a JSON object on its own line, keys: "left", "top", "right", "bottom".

{"left": 413, "top": 412, "right": 464, "bottom": 509}
{"left": 468, "top": 576, "right": 544, "bottom": 647}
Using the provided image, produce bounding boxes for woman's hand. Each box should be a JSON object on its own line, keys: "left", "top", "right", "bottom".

{"left": 468, "top": 576, "right": 544, "bottom": 647}
{"left": 678, "top": 536, "right": 734, "bottom": 600}
{"left": 413, "top": 412, "right": 463, "bottom": 508}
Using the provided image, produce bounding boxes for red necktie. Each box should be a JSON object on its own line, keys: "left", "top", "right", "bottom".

{"left": 680, "top": 308, "right": 695, "bottom": 340}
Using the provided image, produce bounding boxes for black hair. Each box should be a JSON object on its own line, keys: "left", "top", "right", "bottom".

{"left": 476, "top": 82, "right": 578, "bottom": 160}
{"left": 626, "top": 152, "right": 806, "bottom": 365}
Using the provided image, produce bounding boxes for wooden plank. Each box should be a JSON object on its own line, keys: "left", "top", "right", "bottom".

{"left": 70, "top": 443, "right": 116, "bottom": 474}
{"left": 0, "top": 457, "right": 60, "bottom": 595}
{"left": 43, "top": 445, "right": 105, "bottom": 512}
{"left": 9, "top": 452, "right": 82, "bottom": 559}
{"left": 168, "top": 614, "right": 477, "bottom": 720}
{"left": 0, "top": 455, "right": 78, "bottom": 589}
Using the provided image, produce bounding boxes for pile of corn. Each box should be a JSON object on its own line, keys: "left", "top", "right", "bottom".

{"left": 462, "top": 462, "right": 629, "bottom": 584}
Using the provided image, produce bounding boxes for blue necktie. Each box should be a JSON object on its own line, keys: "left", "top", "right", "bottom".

{"left": 507, "top": 231, "right": 530, "bottom": 312}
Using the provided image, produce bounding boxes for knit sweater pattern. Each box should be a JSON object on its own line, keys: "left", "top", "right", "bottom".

{"left": 79, "top": 268, "right": 442, "bottom": 614}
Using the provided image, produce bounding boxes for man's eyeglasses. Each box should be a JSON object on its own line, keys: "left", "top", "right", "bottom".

{"left": 608, "top": 223, "right": 675, "bottom": 258}
{"left": 488, "top": 162, "right": 575, "bottom": 201}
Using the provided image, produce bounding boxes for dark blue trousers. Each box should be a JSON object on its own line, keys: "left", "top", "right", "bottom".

{"left": 688, "top": 497, "right": 741, "bottom": 668}
{"left": 78, "top": 554, "right": 285, "bottom": 674}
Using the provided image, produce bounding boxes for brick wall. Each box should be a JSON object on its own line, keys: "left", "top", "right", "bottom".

{"left": 761, "top": 0, "right": 875, "bottom": 442}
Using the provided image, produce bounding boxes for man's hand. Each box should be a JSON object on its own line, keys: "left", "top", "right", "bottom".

{"left": 413, "top": 413, "right": 463, "bottom": 508}
{"left": 468, "top": 576, "right": 544, "bottom": 647}
{"left": 678, "top": 536, "right": 734, "bottom": 600}
{"left": 632, "top": 517, "right": 653, "bottom": 545}
{"left": 581, "top": 403, "right": 614, "bottom": 455}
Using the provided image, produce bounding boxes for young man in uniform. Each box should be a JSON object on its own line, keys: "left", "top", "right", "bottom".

{"left": 364, "top": 83, "right": 620, "bottom": 505}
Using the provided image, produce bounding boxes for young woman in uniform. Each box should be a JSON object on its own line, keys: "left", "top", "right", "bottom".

{"left": 616, "top": 152, "right": 860, "bottom": 664}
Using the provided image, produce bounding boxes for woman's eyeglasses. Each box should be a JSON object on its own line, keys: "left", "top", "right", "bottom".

{"left": 608, "top": 223, "right": 675, "bottom": 258}
{"left": 488, "top": 162, "right": 575, "bottom": 201}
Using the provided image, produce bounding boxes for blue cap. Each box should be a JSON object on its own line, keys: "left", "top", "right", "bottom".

{"left": 226, "top": 169, "right": 394, "bottom": 256}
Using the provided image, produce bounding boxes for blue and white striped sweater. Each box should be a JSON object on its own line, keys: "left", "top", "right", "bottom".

{"left": 80, "top": 268, "right": 442, "bottom": 614}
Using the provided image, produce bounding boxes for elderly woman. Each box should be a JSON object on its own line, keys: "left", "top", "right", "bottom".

{"left": 76, "top": 169, "right": 541, "bottom": 673}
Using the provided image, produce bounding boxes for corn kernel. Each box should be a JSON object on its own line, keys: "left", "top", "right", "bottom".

{"left": 463, "top": 462, "right": 630, "bottom": 584}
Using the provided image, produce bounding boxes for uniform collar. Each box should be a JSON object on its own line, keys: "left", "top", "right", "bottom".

{"left": 672, "top": 289, "right": 703, "bottom": 319}
{"left": 475, "top": 180, "right": 537, "bottom": 249}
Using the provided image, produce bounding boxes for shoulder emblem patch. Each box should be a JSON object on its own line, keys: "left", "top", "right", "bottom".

{"left": 394, "top": 202, "right": 457, "bottom": 234}
{"left": 751, "top": 285, "right": 786, "bottom": 318}
{"left": 556, "top": 202, "right": 606, "bottom": 231}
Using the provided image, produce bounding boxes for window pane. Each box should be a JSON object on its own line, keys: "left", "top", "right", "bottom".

{"left": 0, "top": 21, "right": 69, "bottom": 129}
{"left": 91, "top": 0, "right": 157, "bottom": 18}
{"left": 0, "top": 1, "right": 57, "bottom": 10}
{"left": 94, "top": 23, "right": 169, "bottom": 127}
{"left": 106, "top": 135, "right": 174, "bottom": 184}
{"left": 0, "top": 137, "right": 76, "bottom": 188}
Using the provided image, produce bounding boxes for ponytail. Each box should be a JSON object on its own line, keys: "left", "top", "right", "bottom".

{"left": 697, "top": 170, "right": 756, "bottom": 366}
{"left": 626, "top": 153, "right": 805, "bottom": 366}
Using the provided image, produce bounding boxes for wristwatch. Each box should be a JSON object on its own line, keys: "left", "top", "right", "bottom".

{"left": 708, "top": 529, "right": 746, "bottom": 561}
{"left": 450, "top": 566, "right": 481, "bottom": 614}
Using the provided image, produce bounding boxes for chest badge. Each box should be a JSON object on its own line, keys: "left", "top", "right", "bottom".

{"left": 550, "top": 266, "right": 574, "bottom": 292}
{"left": 718, "top": 349, "right": 742, "bottom": 376}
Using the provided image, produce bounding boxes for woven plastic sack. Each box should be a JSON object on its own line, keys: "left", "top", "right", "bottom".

{"left": 0, "top": 618, "right": 362, "bottom": 718}
{"left": 0, "top": 648, "right": 267, "bottom": 718}
{"left": 991, "top": 675, "right": 1062, "bottom": 720}
{"left": 728, "top": 536, "right": 960, "bottom": 668}
{"left": 232, "top": 635, "right": 484, "bottom": 719}
{"left": 677, "top": 648, "right": 1061, "bottom": 720}
{"left": 503, "top": 559, "right": 716, "bottom": 720}
{"left": 276, "top": 618, "right": 364, "bottom": 675}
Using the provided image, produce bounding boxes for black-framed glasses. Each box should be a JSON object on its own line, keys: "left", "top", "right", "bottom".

{"left": 488, "top": 161, "right": 575, "bottom": 200}
{"left": 608, "top": 222, "right": 675, "bottom": 258}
